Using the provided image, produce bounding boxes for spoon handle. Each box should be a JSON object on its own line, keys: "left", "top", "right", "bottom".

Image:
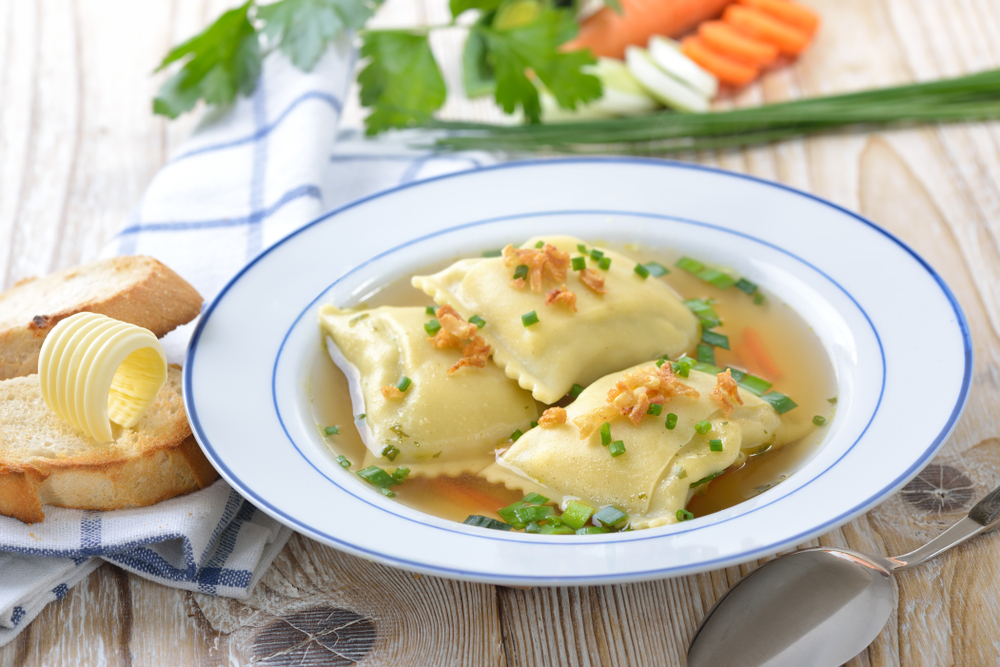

{"left": 889, "top": 483, "right": 1000, "bottom": 572}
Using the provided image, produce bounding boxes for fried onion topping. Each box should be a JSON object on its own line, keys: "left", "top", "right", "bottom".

{"left": 711, "top": 368, "right": 744, "bottom": 417}
{"left": 579, "top": 268, "right": 608, "bottom": 294}
{"left": 538, "top": 406, "right": 568, "bottom": 427}
{"left": 425, "top": 305, "right": 493, "bottom": 374}
{"left": 502, "top": 243, "right": 570, "bottom": 292}
{"left": 381, "top": 385, "right": 405, "bottom": 399}
{"left": 545, "top": 285, "right": 577, "bottom": 312}
{"left": 574, "top": 363, "right": 699, "bottom": 438}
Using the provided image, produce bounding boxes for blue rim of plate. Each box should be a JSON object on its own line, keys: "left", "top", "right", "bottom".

{"left": 185, "top": 156, "right": 973, "bottom": 582}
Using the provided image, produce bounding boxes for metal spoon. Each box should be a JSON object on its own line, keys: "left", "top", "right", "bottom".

{"left": 687, "top": 484, "right": 1000, "bottom": 667}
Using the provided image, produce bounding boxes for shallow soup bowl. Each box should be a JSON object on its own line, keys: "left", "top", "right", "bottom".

{"left": 184, "top": 158, "right": 970, "bottom": 586}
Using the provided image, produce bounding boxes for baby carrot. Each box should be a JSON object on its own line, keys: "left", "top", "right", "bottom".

{"left": 565, "top": 0, "right": 733, "bottom": 60}
{"left": 699, "top": 20, "right": 779, "bottom": 66}
{"left": 742, "top": 327, "right": 783, "bottom": 380}
{"left": 427, "top": 476, "right": 510, "bottom": 514}
{"left": 681, "top": 35, "right": 760, "bottom": 86}
{"left": 737, "top": 0, "right": 820, "bottom": 35}
{"left": 723, "top": 5, "right": 811, "bottom": 55}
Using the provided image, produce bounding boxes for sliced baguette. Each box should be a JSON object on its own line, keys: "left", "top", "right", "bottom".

{"left": 0, "top": 365, "right": 219, "bottom": 523}
{"left": 0, "top": 256, "right": 203, "bottom": 381}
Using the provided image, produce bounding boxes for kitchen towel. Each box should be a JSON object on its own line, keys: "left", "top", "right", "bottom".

{"left": 0, "top": 31, "right": 494, "bottom": 646}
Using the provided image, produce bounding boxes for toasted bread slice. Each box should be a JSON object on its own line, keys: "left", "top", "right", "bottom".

{"left": 0, "top": 256, "right": 203, "bottom": 381}
{"left": 0, "top": 366, "right": 219, "bottom": 523}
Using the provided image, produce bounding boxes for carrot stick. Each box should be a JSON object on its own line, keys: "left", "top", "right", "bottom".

{"left": 737, "top": 0, "right": 820, "bottom": 35}
{"left": 565, "top": 0, "right": 733, "bottom": 60}
{"left": 699, "top": 21, "right": 779, "bottom": 66}
{"left": 723, "top": 5, "right": 810, "bottom": 55}
{"left": 742, "top": 327, "right": 783, "bottom": 380}
{"left": 426, "top": 476, "right": 509, "bottom": 514}
{"left": 681, "top": 36, "right": 760, "bottom": 86}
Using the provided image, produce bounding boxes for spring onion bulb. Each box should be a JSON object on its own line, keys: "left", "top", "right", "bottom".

{"left": 648, "top": 36, "right": 718, "bottom": 99}
{"left": 625, "top": 46, "right": 710, "bottom": 113}
{"left": 541, "top": 57, "right": 658, "bottom": 122}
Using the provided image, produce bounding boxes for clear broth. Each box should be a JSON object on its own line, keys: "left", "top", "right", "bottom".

{"left": 309, "top": 244, "right": 837, "bottom": 525}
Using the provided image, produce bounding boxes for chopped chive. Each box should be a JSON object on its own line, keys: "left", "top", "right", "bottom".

{"left": 324, "top": 425, "right": 340, "bottom": 436}
{"left": 598, "top": 256, "right": 611, "bottom": 270}
{"left": 540, "top": 523, "right": 576, "bottom": 535}
{"left": 382, "top": 445, "right": 400, "bottom": 462}
{"left": 813, "top": 415, "right": 827, "bottom": 426}
{"left": 647, "top": 403, "right": 663, "bottom": 416}
{"left": 671, "top": 355, "right": 696, "bottom": 377}
{"left": 590, "top": 248, "right": 605, "bottom": 261}
{"left": 575, "top": 526, "right": 608, "bottom": 535}
{"left": 396, "top": 376, "right": 412, "bottom": 392}
{"left": 827, "top": 397, "right": 838, "bottom": 404}
{"left": 701, "top": 330, "right": 730, "bottom": 350}
{"left": 335, "top": 455, "right": 351, "bottom": 469}
{"left": 357, "top": 465, "right": 397, "bottom": 488}
{"left": 392, "top": 467, "right": 410, "bottom": 483}
{"left": 530, "top": 421, "right": 538, "bottom": 428}
{"left": 525, "top": 522, "right": 541, "bottom": 533}
{"left": 569, "top": 383, "right": 585, "bottom": 399}
{"left": 600, "top": 422, "right": 612, "bottom": 446}
{"left": 577, "top": 243, "right": 588, "bottom": 254}
{"left": 676, "top": 509, "right": 694, "bottom": 522}
{"left": 656, "top": 357, "right": 667, "bottom": 368}
{"left": 425, "top": 305, "right": 436, "bottom": 315}
{"left": 510, "top": 429, "right": 523, "bottom": 442}
{"left": 739, "top": 374, "right": 772, "bottom": 396}
{"left": 571, "top": 256, "right": 586, "bottom": 271}
{"left": 521, "top": 310, "right": 539, "bottom": 327}
{"left": 753, "top": 292, "right": 766, "bottom": 305}
{"left": 560, "top": 501, "right": 595, "bottom": 529}
{"left": 380, "top": 488, "right": 396, "bottom": 497}
{"left": 690, "top": 470, "right": 724, "bottom": 488}
{"left": 696, "top": 344, "right": 716, "bottom": 365}
{"left": 760, "top": 392, "right": 799, "bottom": 414}
{"left": 482, "top": 249, "right": 502, "bottom": 258}
{"left": 696, "top": 268, "right": 736, "bottom": 290}
{"left": 424, "top": 319, "right": 442, "bottom": 335}
{"left": 735, "top": 278, "right": 758, "bottom": 295}
{"left": 695, "top": 420, "right": 711, "bottom": 435}
{"left": 685, "top": 298, "right": 723, "bottom": 329}
{"left": 676, "top": 257, "right": 705, "bottom": 274}
{"left": 521, "top": 492, "right": 550, "bottom": 505}
{"left": 593, "top": 506, "right": 628, "bottom": 528}
{"left": 464, "top": 515, "right": 513, "bottom": 531}
{"left": 609, "top": 440, "right": 626, "bottom": 457}
{"left": 643, "top": 261, "right": 669, "bottom": 277}
{"left": 513, "top": 264, "right": 529, "bottom": 281}
{"left": 498, "top": 501, "right": 529, "bottom": 527}
{"left": 726, "top": 367, "right": 747, "bottom": 382}
{"left": 468, "top": 314, "right": 486, "bottom": 328}
{"left": 709, "top": 439, "right": 723, "bottom": 452}
{"left": 633, "top": 263, "right": 650, "bottom": 279}
{"left": 693, "top": 361, "right": 722, "bottom": 375}
{"left": 514, "top": 505, "right": 556, "bottom": 524}
{"left": 665, "top": 413, "right": 678, "bottom": 430}
{"left": 535, "top": 240, "right": 545, "bottom": 248}
{"left": 356, "top": 413, "right": 366, "bottom": 420}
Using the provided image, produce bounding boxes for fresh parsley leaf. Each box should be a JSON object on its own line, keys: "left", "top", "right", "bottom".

{"left": 358, "top": 30, "right": 447, "bottom": 134}
{"left": 258, "top": 0, "right": 381, "bottom": 71}
{"left": 461, "top": 13, "right": 496, "bottom": 98}
{"left": 450, "top": 0, "right": 503, "bottom": 19}
{"left": 476, "top": 6, "right": 600, "bottom": 123}
{"left": 153, "top": 1, "right": 261, "bottom": 118}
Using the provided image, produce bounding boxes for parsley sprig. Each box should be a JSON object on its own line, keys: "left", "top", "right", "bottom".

{"left": 153, "top": 0, "right": 605, "bottom": 135}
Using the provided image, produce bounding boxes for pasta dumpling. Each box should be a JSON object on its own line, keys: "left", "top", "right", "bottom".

{"left": 319, "top": 305, "right": 538, "bottom": 475}
{"left": 412, "top": 235, "right": 699, "bottom": 404}
{"left": 494, "top": 364, "right": 794, "bottom": 529}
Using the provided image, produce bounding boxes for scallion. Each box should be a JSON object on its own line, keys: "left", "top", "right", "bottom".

{"left": 590, "top": 248, "right": 605, "bottom": 261}
{"left": 598, "top": 256, "right": 611, "bottom": 270}
{"left": 690, "top": 470, "right": 724, "bottom": 488}
{"left": 510, "top": 429, "right": 523, "bottom": 442}
{"left": 577, "top": 243, "right": 588, "bottom": 253}
{"left": 643, "top": 261, "right": 669, "bottom": 277}
{"left": 324, "top": 425, "right": 339, "bottom": 436}
{"left": 392, "top": 467, "right": 410, "bottom": 483}
{"left": 569, "top": 383, "right": 585, "bottom": 399}
{"left": 535, "top": 240, "right": 545, "bottom": 248}
{"left": 735, "top": 278, "right": 758, "bottom": 295}
{"left": 336, "top": 455, "right": 351, "bottom": 469}
{"left": 761, "top": 392, "right": 799, "bottom": 414}
{"left": 561, "top": 501, "right": 595, "bottom": 529}
{"left": 357, "top": 465, "right": 397, "bottom": 489}
{"left": 600, "top": 422, "right": 612, "bottom": 446}
{"left": 571, "top": 256, "right": 586, "bottom": 271}
{"left": 514, "top": 505, "right": 556, "bottom": 524}
{"left": 696, "top": 344, "right": 716, "bottom": 365}
{"left": 424, "top": 319, "right": 442, "bottom": 335}
{"left": 676, "top": 257, "right": 704, "bottom": 274}
{"left": 695, "top": 419, "right": 712, "bottom": 434}
{"left": 593, "top": 506, "right": 628, "bottom": 528}
{"left": 633, "top": 263, "right": 650, "bottom": 279}
{"left": 701, "top": 330, "right": 730, "bottom": 350}
{"left": 396, "top": 376, "right": 412, "bottom": 392}
{"left": 525, "top": 522, "right": 541, "bottom": 533}
{"left": 609, "top": 440, "right": 626, "bottom": 457}
{"left": 696, "top": 268, "right": 736, "bottom": 289}
{"left": 469, "top": 314, "right": 486, "bottom": 328}
{"left": 513, "top": 264, "right": 529, "bottom": 281}
{"left": 709, "top": 439, "right": 723, "bottom": 452}
{"left": 464, "top": 515, "right": 513, "bottom": 531}
{"left": 540, "top": 523, "right": 576, "bottom": 535}
{"left": 665, "top": 413, "right": 678, "bottom": 429}
{"left": 382, "top": 444, "right": 400, "bottom": 462}
{"left": 575, "top": 526, "right": 608, "bottom": 535}
{"left": 521, "top": 310, "right": 539, "bottom": 327}
{"left": 521, "top": 493, "right": 550, "bottom": 505}
{"left": 676, "top": 509, "right": 694, "bottom": 521}
{"left": 693, "top": 361, "right": 722, "bottom": 375}
{"left": 647, "top": 403, "right": 663, "bottom": 416}
{"left": 380, "top": 488, "right": 396, "bottom": 497}
{"left": 753, "top": 292, "right": 766, "bottom": 305}
{"left": 425, "top": 305, "right": 436, "bottom": 315}
{"left": 739, "top": 374, "right": 773, "bottom": 396}
{"left": 813, "top": 415, "right": 827, "bottom": 426}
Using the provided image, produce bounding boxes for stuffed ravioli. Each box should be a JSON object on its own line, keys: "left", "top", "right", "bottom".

{"left": 319, "top": 305, "right": 538, "bottom": 475}
{"left": 412, "top": 235, "right": 699, "bottom": 404}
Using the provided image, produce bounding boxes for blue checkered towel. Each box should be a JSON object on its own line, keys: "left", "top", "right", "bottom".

{"left": 0, "top": 34, "right": 493, "bottom": 645}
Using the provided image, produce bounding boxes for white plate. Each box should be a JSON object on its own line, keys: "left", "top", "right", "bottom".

{"left": 184, "top": 158, "right": 971, "bottom": 586}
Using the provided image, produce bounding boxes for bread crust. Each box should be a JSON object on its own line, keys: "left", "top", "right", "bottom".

{"left": 0, "top": 256, "right": 203, "bottom": 381}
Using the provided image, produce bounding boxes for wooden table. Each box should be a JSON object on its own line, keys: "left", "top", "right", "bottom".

{"left": 3, "top": 0, "right": 1000, "bottom": 664}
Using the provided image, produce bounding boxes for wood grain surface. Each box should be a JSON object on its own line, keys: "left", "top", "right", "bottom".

{"left": 2, "top": 0, "right": 1000, "bottom": 664}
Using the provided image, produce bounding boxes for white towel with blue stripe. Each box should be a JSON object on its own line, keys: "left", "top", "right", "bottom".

{"left": 0, "top": 34, "right": 495, "bottom": 646}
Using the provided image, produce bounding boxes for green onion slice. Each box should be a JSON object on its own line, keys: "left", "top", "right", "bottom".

{"left": 424, "top": 319, "right": 442, "bottom": 335}
{"left": 590, "top": 248, "right": 605, "bottom": 261}
{"left": 735, "top": 278, "right": 758, "bottom": 295}
{"left": 694, "top": 420, "right": 711, "bottom": 434}
{"left": 753, "top": 292, "right": 766, "bottom": 305}
{"left": 513, "top": 264, "right": 529, "bottom": 281}
{"left": 577, "top": 243, "right": 588, "bottom": 254}
{"left": 357, "top": 465, "right": 397, "bottom": 489}
{"left": 665, "top": 413, "right": 678, "bottom": 430}
{"left": 760, "top": 392, "right": 799, "bottom": 414}
{"left": 535, "top": 240, "right": 545, "bottom": 248}
{"left": 643, "top": 261, "right": 669, "bottom": 277}
{"left": 381, "top": 444, "right": 400, "bottom": 462}
{"left": 676, "top": 257, "right": 705, "bottom": 274}
{"left": 569, "top": 383, "right": 585, "bottom": 399}
{"left": 598, "top": 256, "right": 611, "bottom": 270}
{"left": 425, "top": 305, "right": 436, "bottom": 315}
{"left": 575, "top": 526, "right": 608, "bottom": 535}
{"left": 696, "top": 344, "right": 716, "bottom": 365}
{"left": 813, "top": 415, "right": 827, "bottom": 426}
{"left": 571, "top": 256, "right": 586, "bottom": 271}
{"left": 468, "top": 314, "right": 486, "bottom": 328}
{"left": 593, "top": 506, "right": 628, "bottom": 528}
{"left": 696, "top": 268, "right": 736, "bottom": 289}
{"left": 633, "top": 263, "right": 650, "bottom": 279}
{"left": 324, "top": 425, "right": 340, "bottom": 436}
{"left": 609, "top": 440, "right": 626, "bottom": 457}
{"left": 522, "top": 310, "right": 539, "bottom": 327}
{"left": 676, "top": 509, "right": 694, "bottom": 521}
{"left": 510, "top": 429, "right": 523, "bottom": 442}
{"left": 738, "top": 374, "right": 772, "bottom": 396}
{"left": 335, "top": 455, "right": 351, "bottom": 469}
{"left": 522, "top": 492, "right": 550, "bottom": 505}
{"left": 561, "top": 501, "right": 595, "bottom": 530}
{"left": 701, "top": 330, "right": 730, "bottom": 350}
{"left": 464, "top": 515, "right": 513, "bottom": 531}
{"left": 690, "top": 470, "right": 724, "bottom": 488}
{"left": 540, "top": 523, "right": 576, "bottom": 535}
{"left": 709, "top": 439, "right": 723, "bottom": 452}
{"left": 600, "top": 422, "right": 612, "bottom": 446}
{"left": 647, "top": 403, "right": 663, "bottom": 416}
{"left": 392, "top": 467, "right": 410, "bottom": 483}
